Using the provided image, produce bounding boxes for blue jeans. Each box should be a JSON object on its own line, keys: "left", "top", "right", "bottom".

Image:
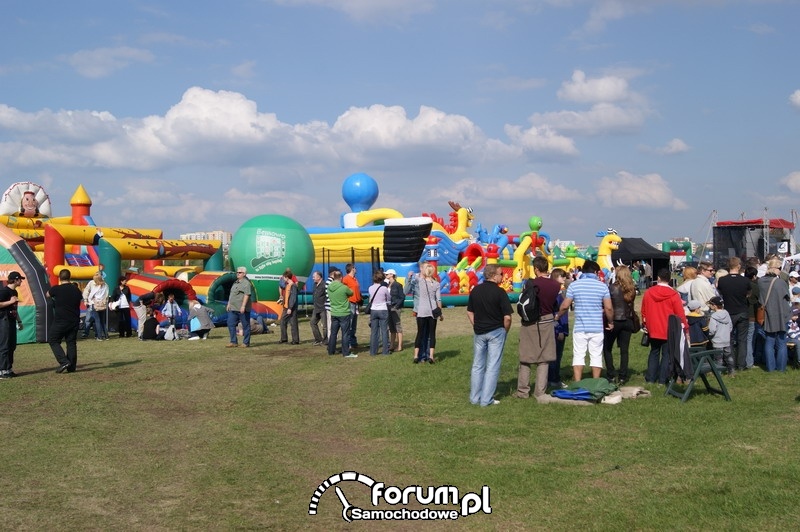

{"left": 470, "top": 328, "right": 508, "bottom": 406}
{"left": 84, "top": 308, "right": 107, "bottom": 339}
{"left": 764, "top": 331, "right": 788, "bottom": 372}
{"left": 369, "top": 309, "right": 389, "bottom": 355}
{"left": 227, "top": 310, "right": 251, "bottom": 346}
{"left": 646, "top": 338, "right": 669, "bottom": 384}
{"left": 328, "top": 314, "right": 351, "bottom": 356}
{"left": 349, "top": 303, "right": 359, "bottom": 348}
{"left": 746, "top": 321, "right": 755, "bottom": 368}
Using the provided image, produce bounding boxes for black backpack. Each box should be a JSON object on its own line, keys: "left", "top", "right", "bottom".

{"left": 517, "top": 280, "right": 541, "bottom": 324}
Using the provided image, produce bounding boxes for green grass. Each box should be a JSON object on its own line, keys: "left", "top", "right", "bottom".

{"left": 2, "top": 311, "right": 800, "bottom": 530}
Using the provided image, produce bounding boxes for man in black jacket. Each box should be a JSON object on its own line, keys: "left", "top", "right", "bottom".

{"left": 716, "top": 257, "right": 751, "bottom": 371}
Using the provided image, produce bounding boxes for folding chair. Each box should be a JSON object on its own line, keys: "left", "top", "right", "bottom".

{"left": 665, "top": 348, "right": 731, "bottom": 403}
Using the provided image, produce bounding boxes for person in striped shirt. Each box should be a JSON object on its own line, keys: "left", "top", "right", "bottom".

{"left": 556, "top": 261, "right": 613, "bottom": 382}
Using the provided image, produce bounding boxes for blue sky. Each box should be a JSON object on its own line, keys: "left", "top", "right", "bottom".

{"left": 2, "top": 0, "right": 799, "bottom": 246}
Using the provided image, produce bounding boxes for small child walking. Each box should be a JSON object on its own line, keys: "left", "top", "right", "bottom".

{"left": 707, "top": 296, "right": 735, "bottom": 377}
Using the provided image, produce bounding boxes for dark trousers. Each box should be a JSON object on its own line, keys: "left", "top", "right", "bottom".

{"left": 604, "top": 318, "right": 633, "bottom": 381}
{"left": 49, "top": 321, "right": 79, "bottom": 370}
{"left": 280, "top": 307, "right": 299, "bottom": 343}
{"left": 730, "top": 312, "right": 749, "bottom": 369}
{"left": 646, "top": 338, "right": 669, "bottom": 384}
{"left": 117, "top": 308, "right": 133, "bottom": 337}
{"left": 548, "top": 336, "right": 566, "bottom": 383}
{"left": 0, "top": 317, "right": 13, "bottom": 372}
{"left": 328, "top": 314, "right": 351, "bottom": 356}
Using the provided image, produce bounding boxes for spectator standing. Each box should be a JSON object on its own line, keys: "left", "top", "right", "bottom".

{"left": 548, "top": 268, "right": 569, "bottom": 389}
{"left": 342, "top": 264, "right": 362, "bottom": 352}
{"left": 111, "top": 277, "right": 133, "bottom": 338}
{"left": 641, "top": 268, "right": 689, "bottom": 384}
{"left": 161, "top": 293, "right": 181, "bottom": 327}
{"left": 226, "top": 267, "right": 252, "bottom": 348}
{"left": 556, "top": 261, "right": 613, "bottom": 382}
{"left": 405, "top": 262, "right": 443, "bottom": 364}
{"left": 758, "top": 258, "right": 790, "bottom": 372}
{"left": 603, "top": 265, "right": 637, "bottom": 385}
{"left": 513, "top": 257, "right": 561, "bottom": 402}
{"left": 327, "top": 270, "right": 356, "bottom": 358}
{"left": 744, "top": 265, "right": 761, "bottom": 368}
{"left": 368, "top": 270, "right": 391, "bottom": 356}
{"left": 707, "top": 296, "right": 735, "bottom": 376}
{"left": 467, "top": 264, "right": 513, "bottom": 406}
{"left": 0, "top": 272, "right": 24, "bottom": 379}
{"left": 385, "top": 269, "right": 405, "bottom": 352}
{"left": 715, "top": 257, "right": 751, "bottom": 371}
{"left": 279, "top": 270, "right": 299, "bottom": 344}
{"left": 309, "top": 271, "right": 328, "bottom": 346}
{"left": 82, "top": 272, "right": 109, "bottom": 341}
{"left": 47, "top": 269, "right": 83, "bottom": 374}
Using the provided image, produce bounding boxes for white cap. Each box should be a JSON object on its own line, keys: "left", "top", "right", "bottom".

{"left": 790, "top": 271, "right": 799, "bottom": 278}
{"left": 385, "top": 269, "right": 397, "bottom": 276}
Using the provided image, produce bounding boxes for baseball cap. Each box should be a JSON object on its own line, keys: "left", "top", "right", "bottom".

{"left": 792, "top": 286, "right": 800, "bottom": 295}
{"left": 707, "top": 296, "right": 723, "bottom": 308}
{"left": 385, "top": 269, "right": 397, "bottom": 276}
{"left": 790, "top": 271, "right": 799, "bottom": 278}
{"left": 7, "top": 271, "right": 25, "bottom": 282}
{"left": 687, "top": 300, "right": 701, "bottom": 311}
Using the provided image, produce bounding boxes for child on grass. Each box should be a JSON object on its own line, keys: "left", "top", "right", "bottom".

{"left": 686, "top": 299, "right": 710, "bottom": 349}
{"left": 707, "top": 296, "right": 735, "bottom": 377}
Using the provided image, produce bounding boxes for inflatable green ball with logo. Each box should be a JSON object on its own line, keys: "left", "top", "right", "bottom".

{"left": 228, "top": 214, "right": 314, "bottom": 301}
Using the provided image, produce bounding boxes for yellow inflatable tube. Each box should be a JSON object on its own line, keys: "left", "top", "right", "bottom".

{"left": 53, "top": 265, "right": 102, "bottom": 280}
{"left": 49, "top": 224, "right": 163, "bottom": 244}
{"left": 152, "top": 265, "right": 203, "bottom": 277}
{"left": 355, "top": 208, "right": 403, "bottom": 227}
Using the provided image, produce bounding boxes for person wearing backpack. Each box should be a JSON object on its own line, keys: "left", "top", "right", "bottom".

{"left": 513, "top": 256, "right": 561, "bottom": 402}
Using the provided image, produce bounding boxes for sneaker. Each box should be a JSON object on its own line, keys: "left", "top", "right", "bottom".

{"left": 188, "top": 336, "right": 200, "bottom": 341}
{"left": 0, "top": 373, "right": 10, "bottom": 380}
{"left": 512, "top": 392, "right": 529, "bottom": 399}
{"left": 344, "top": 353, "right": 358, "bottom": 358}
{"left": 312, "top": 341, "right": 321, "bottom": 346}
{"left": 487, "top": 399, "right": 500, "bottom": 406}
{"left": 225, "top": 343, "right": 238, "bottom": 348}
{"left": 7, "top": 371, "right": 17, "bottom": 378}
{"left": 56, "top": 363, "right": 70, "bottom": 374}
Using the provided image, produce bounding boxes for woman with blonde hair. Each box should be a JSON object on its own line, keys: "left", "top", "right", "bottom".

{"left": 602, "top": 265, "right": 637, "bottom": 384}
{"left": 676, "top": 266, "right": 697, "bottom": 309}
{"left": 82, "top": 272, "right": 109, "bottom": 340}
{"left": 404, "top": 262, "right": 443, "bottom": 364}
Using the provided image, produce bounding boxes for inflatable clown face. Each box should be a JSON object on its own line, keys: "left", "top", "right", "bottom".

{"left": 20, "top": 191, "right": 38, "bottom": 217}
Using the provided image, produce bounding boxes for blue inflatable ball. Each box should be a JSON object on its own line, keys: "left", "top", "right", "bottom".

{"left": 342, "top": 172, "right": 379, "bottom": 212}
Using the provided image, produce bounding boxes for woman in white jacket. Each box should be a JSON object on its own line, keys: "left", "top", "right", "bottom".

{"left": 82, "top": 272, "right": 109, "bottom": 340}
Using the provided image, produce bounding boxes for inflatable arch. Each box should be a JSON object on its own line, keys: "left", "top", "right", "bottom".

{"left": 0, "top": 224, "right": 51, "bottom": 343}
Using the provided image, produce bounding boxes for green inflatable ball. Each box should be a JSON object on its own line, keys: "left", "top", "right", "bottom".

{"left": 228, "top": 215, "right": 314, "bottom": 301}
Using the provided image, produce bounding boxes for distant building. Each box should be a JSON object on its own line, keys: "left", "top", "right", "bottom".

{"left": 180, "top": 230, "right": 232, "bottom": 252}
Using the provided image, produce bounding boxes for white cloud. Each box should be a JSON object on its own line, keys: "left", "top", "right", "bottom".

{"left": 0, "top": 87, "right": 520, "bottom": 172}
{"left": 231, "top": 60, "right": 257, "bottom": 79}
{"left": 528, "top": 102, "right": 648, "bottom": 135}
{"left": 504, "top": 123, "right": 579, "bottom": 157}
{"left": 273, "top": 0, "right": 434, "bottom": 22}
{"left": 595, "top": 171, "right": 688, "bottom": 210}
{"left": 638, "top": 138, "right": 690, "bottom": 155}
{"left": 781, "top": 171, "right": 800, "bottom": 193}
{"left": 790, "top": 90, "right": 800, "bottom": 109}
{"left": 747, "top": 22, "right": 775, "bottom": 35}
{"left": 65, "top": 47, "right": 154, "bottom": 78}
{"left": 557, "top": 70, "right": 630, "bottom": 103}
{"left": 434, "top": 172, "right": 583, "bottom": 208}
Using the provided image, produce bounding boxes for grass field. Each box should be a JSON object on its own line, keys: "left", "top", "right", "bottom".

{"left": 2, "top": 306, "right": 800, "bottom": 531}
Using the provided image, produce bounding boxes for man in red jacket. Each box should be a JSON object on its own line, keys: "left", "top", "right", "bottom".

{"left": 641, "top": 268, "right": 688, "bottom": 384}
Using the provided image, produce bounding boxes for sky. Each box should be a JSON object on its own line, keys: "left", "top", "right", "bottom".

{"left": 2, "top": 0, "right": 799, "bottom": 247}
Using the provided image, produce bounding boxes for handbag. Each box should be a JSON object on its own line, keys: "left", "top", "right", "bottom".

{"left": 640, "top": 331, "right": 650, "bottom": 347}
{"left": 190, "top": 316, "right": 202, "bottom": 332}
{"left": 629, "top": 301, "right": 641, "bottom": 333}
